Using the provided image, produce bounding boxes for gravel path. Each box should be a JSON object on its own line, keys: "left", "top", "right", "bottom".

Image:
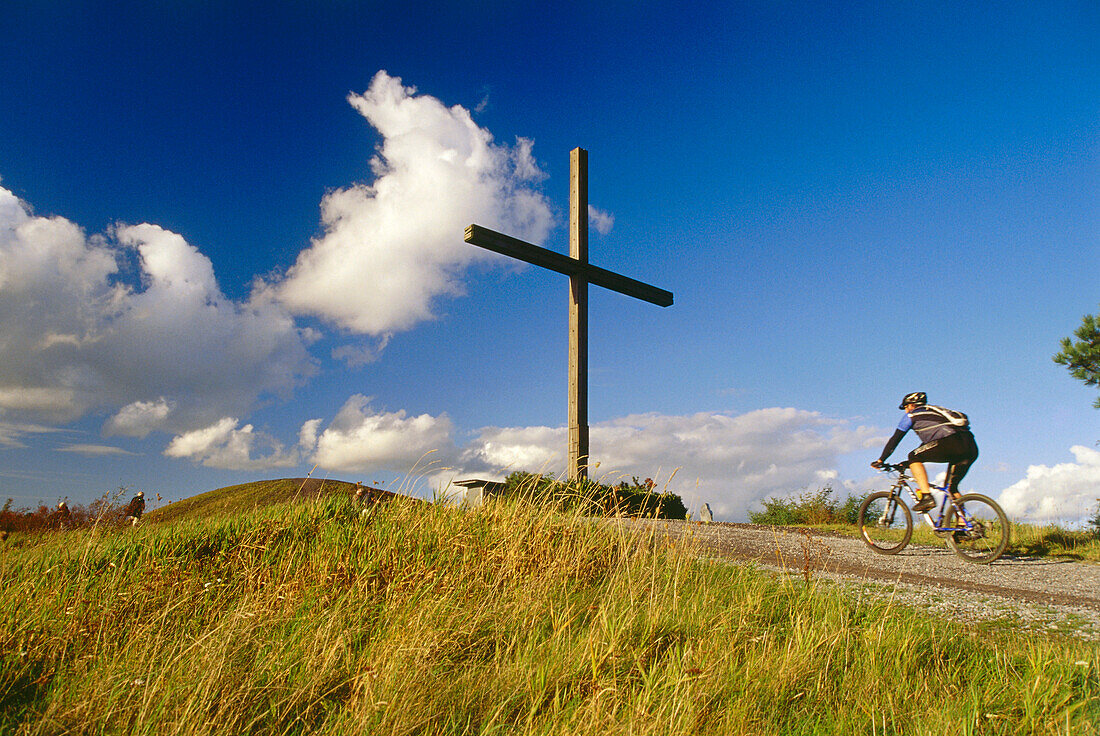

{"left": 606, "top": 519, "right": 1100, "bottom": 641}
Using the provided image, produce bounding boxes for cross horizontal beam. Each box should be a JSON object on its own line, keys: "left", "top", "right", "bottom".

{"left": 465, "top": 224, "right": 673, "bottom": 308}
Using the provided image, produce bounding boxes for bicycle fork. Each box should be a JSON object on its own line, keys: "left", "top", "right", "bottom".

{"left": 877, "top": 492, "right": 901, "bottom": 526}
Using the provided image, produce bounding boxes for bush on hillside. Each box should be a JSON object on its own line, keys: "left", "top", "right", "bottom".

{"left": 749, "top": 486, "right": 865, "bottom": 526}
{"left": 500, "top": 471, "right": 688, "bottom": 519}
{"left": 0, "top": 489, "right": 138, "bottom": 535}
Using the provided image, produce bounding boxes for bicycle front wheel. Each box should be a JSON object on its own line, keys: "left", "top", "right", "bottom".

{"left": 858, "top": 491, "right": 913, "bottom": 554}
{"left": 945, "top": 493, "right": 1010, "bottom": 564}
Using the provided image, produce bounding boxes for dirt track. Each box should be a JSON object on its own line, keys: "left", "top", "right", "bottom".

{"left": 607, "top": 519, "right": 1100, "bottom": 640}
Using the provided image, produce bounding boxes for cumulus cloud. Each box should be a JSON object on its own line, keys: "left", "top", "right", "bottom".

{"left": 104, "top": 398, "right": 175, "bottom": 438}
{"left": 309, "top": 394, "right": 454, "bottom": 474}
{"left": 453, "top": 408, "right": 880, "bottom": 520}
{"left": 161, "top": 397, "right": 455, "bottom": 475}
{"left": 164, "top": 417, "right": 301, "bottom": 470}
{"left": 588, "top": 205, "right": 614, "bottom": 235}
{"left": 0, "top": 187, "right": 316, "bottom": 429}
{"left": 0, "top": 188, "right": 120, "bottom": 420}
{"left": 997, "top": 446, "right": 1100, "bottom": 526}
{"left": 269, "top": 70, "right": 553, "bottom": 336}
{"left": 298, "top": 418, "right": 323, "bottom": 453}
{"left": 166, "top": 395, "right": 877, "bottom": 513}
{"left": 461, "top": 424, "right": 564, "bottom": 472}
{"left": 1, "top": 71, "right": 555, "bottom": 452}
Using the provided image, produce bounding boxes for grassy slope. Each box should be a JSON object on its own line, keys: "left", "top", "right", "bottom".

{"left": 148, "top": 481, "right": 1100, "bottom": 563}
{"left": 147, "top": 478, "right": 404, "bottom": 524}
{"left": 1, "top": 496, "right": 1097, "bottom": 734}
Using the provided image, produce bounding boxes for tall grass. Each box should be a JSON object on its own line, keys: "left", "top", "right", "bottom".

{"left": 1, "top": 496, "right": 1097, "bottom": 734}
{"left": 1001, "top": 522, "right": 1100, "bottom": 562}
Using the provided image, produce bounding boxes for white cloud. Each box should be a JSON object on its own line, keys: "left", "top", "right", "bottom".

{"left": 310, "top": 394, "right": 454, "bottom": 474}
{"left": 331, "top": 336, "right": 391, "bottom": 367}
{"left": 298, "top": 417, "right": 323, "bottom": 453}
{"left": 269, "top": 70, "right": 553, "bottom": 336}
{"left": 58, "top": 443, "right": 137, "bottom": 457}
{"left": 1, "top": 71, "right": 551, "bottom": 452}
{"left": 461, "top": 424, "right": 564, "bottom": 471}
{"left": 104, "top": 398, "right": 175, "bottom": 437}
{"left": 0, "top": 187, "right": 316, "bottom": 428}
{"left": 997, "top": 446, "right": 1100, "bottom": 526}
{"left": 0, "top": 421, "right": 60, "bottom": 449}
{"left": 452, "top": 408, "right": 880, "bottom": 520}
{"left": 164, "top": 417, "right": 299, "bottom": 470}
{"left": 0, "top": 387, "right": 79, "bottom": 415}
{"left": 588, "top": 205, "right": 615, "bottom": 235}
{"left": 157, "top": 394, "right": 876, "bottom": 514}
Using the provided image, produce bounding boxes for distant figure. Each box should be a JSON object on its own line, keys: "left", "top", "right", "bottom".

{"left": 354, "top": 481, "right": 371, "bottom": 516}
{"left": 0, "top": 530, "right": 8, "bottom": 542}
{"left": 124, "top": 491, "right": 145, "bottom": 526}
{"left": 53, "top": 501, "right": 71, "bottom": 529}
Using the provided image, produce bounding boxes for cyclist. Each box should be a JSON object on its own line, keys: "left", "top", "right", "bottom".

{"left": 870, "top": 392, "right": 979, "bottom": 513}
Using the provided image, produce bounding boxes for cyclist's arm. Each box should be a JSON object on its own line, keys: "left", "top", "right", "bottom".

{"left": 877, "top": 414, "right": 913, "bottom": 463}
{"left": 877, "top": 429, "right": 907, "bottom": 462}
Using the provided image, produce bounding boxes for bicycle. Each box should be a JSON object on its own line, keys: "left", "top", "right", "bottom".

{"left": 857, "top": 462, "right": 1010, "bottom": 564}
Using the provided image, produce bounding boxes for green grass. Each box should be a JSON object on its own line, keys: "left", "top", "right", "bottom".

{"left": 146, "top": 478, "right": 365, "bottom": 524}
{"left": 1, "top": 495, "right": 1097, "bottom": 734}
{"left": 1006, "top": 523, "right": 1100, "bottom": 562}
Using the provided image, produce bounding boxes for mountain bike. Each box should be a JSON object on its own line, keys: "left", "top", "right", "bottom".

{"left": 857, "top": 462, "right": 1010, "bottom": 564}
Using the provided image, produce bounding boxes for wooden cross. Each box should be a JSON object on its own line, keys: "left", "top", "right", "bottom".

{"left": 465, "top": 148, "right": 673, "bottom": 482}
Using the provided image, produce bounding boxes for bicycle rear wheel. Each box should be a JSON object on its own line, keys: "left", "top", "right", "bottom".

{"left": 858, "top": 491, "right": 913, "bottom": 554}
{"left": 944, "top": 493, "right": 1010, "bottom": 564}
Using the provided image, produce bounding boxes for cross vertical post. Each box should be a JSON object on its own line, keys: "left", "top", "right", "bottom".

{"left": 568, "top": 148, "right": 589, "bottom": 481}
{"left": 463, "top": 148, "right": 672, "bottom": 488}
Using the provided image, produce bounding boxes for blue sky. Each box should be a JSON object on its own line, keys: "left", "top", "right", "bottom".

{"left": 1, "top": 0, "right": 1097, "bottom": 522}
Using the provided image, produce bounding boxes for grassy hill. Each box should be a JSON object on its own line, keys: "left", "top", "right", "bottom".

{"left": 1, "top": 494, "right": 1096, "bottom": 733}
{"left": 147, "top": 477, "right": 407, "bottom": 524}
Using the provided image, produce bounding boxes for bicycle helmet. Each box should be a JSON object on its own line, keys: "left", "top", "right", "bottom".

{"left": 899, "top": 391, "right": 927, "bottom": 410}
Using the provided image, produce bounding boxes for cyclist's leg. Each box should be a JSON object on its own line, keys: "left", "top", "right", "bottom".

{"left": 943, "top": 432, "right": 979, "bottom": 496}
{"left": 906, "top": 442, "right": 943, "bottom": 499}
{"left": 944, "top": 463, "right": 961, "bottom": 499}
{"left": 944, "top": 459, "right": 969, "bottom": 499}
{"left": 907, "top": 460, "right": 932, "bottom": 498}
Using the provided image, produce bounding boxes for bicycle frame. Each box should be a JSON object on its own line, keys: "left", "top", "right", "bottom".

{"left": 862, "top": 462, "right": 1009, "bottom": 563}
{"left": 881, "top": 469, "right": 978, "bottom": 534}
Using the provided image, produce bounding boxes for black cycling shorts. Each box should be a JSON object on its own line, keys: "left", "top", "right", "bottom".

{"left": 906, "top": 430, "right": 979, "bottom": 494}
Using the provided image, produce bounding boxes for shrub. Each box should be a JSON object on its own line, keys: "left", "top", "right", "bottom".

{"left": 0, "top": 487, "right": 136, "bottom": 535}
{"left": 749, "top": 485, "right": 865, "bottom": 526}
{"left": 499, "top": 471, "right": 688, "bottom": 519}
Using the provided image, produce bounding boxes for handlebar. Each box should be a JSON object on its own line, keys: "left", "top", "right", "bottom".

{"left": 874, "top": 462, "right": 909, "bottom": 474}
